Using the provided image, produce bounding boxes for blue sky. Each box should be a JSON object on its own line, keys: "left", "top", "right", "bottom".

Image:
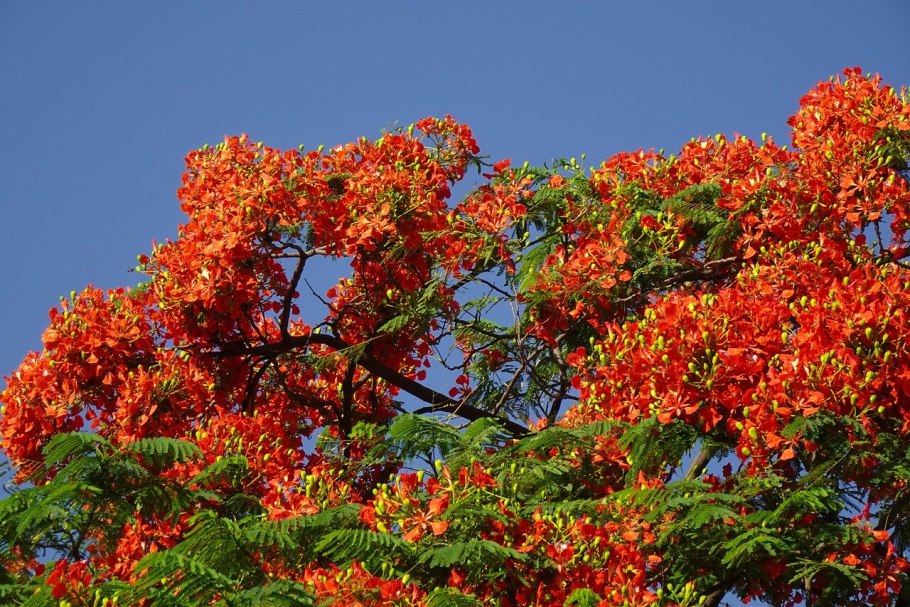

{"left": 1, "top": 3, "right": 909, "bottom": 604}
{"left": 2, "top": 3, "right": 909, "bottom": 375}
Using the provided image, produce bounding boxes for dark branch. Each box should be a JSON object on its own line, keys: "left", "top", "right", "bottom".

{"left": 702, "top": 586, "right": 727, "bottom": 607}
{"left": 279, "top": 243, "right": 309, "bottom": 337}
{"left": 492, "top": 343, "right": 548, "bottom": 416}
{"left": 547, "top": 342, "right": 571, "bottom": 424}
{"left": 613, "top": 256, "right": 739, "bottom": 308}
{"left": 685, "top": 444, "right": 719, "bottom": 481}
{"left": 213, "top": 333, "right": 530, "bottom": 437}
{"left": 242, "top": 356, "right": 274, "bottom": 414}
{"left": 339, "top": 360, "right": 356, "bottom": 442}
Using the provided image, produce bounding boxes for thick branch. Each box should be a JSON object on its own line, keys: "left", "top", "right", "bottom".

{"left": 242, "top": 356, "right": 274, "bottom": 414}
{"left": 684, "top": 444, "right": 719, "bottom": 481}
{"left": 214, "top": 333, "right": 529, "bottom": 437}
{"left": 547, "top": 341, "right": 571, "bottom": 424}
{"left": 492, "top": 343, "right": 548, "bottom": 415}
{"left": 613, "top": 256, "right": 739, "bottom": 308}
{"left": 339, "top": 360, "right": 356, "bottom": 441}
{"left": 279, "top": 245, "right": 307, "bottom": 337}
{"left": 450, "top": 259, "right": 499, "bottom": 292}
{"left": 702, "top": 586, "right": 727, "bottom": 607}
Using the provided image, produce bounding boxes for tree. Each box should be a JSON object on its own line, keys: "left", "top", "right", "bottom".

{"left": 1, "top": 67, "right": 910, "bottom": 607}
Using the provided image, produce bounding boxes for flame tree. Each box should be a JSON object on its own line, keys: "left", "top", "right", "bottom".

{"left": 2, "top": 68, "right": 910, "bottom": 607}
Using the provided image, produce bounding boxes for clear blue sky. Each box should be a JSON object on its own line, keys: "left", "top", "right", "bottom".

{"left": 1, "top": 4, "right": 909, "bottom": 602}
{"left": 3, "top": 2, "right": 909, "bottom": 375}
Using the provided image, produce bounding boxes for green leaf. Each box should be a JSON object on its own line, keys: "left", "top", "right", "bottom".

{"left": 20, "top": 584, "right": 55, "bottom": 607}
{"left": 389, "top": 414, "right": 461, "bottom": 458}
{"left": 514, "top": 234, "right": 559, "bottom": 293}
{"left": 132, "top": 551, "right": 238, "bottom": 603}
{"left": 418, "top": 539, "right": 526, "bottom": 569}
{"left": 425, "top": 587, "right": 484, "bottom": 607}
{"left": 377, "top": 314, "right": 410, "bottom": 334}
{"left": 244, "top": 518, "right": 299, "bottom": 551}
{"left": 461, "top": 416, "right": 507, "bottom": 445}
{"left": 664, "top": 183, "right": 723, "bottom": 224}
{"left": 565, "top": 588, "right": 602, "bottom": 607}
{"left": 681, "top": 502, "right": 739, "bottom": 529}
{"left": 125, "top": 437, "right": 203, "bottom": 469}
{"left": 721, "top": 527, "right": 788, "bottom": 567}
{"left": 620, "top": 418, "right": 699, "bottom": 481}
{"left": 230, "top": 580, "right": 315, "bottom": 607}
{"left": 315, "top": 528, "right": 413, "bottom": 566}
{"left": 0, "top": 582, "right": 40, "bottom": 604}
{"left": 41, "top": 432, "right": 111, "bottom": 466}
{"left": 190, "top": 454, "right": 249, "bottom": 486}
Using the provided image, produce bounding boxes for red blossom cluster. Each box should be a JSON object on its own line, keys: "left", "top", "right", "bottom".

{"left": 2, "top": 69, "right": 910, "bottom": 606}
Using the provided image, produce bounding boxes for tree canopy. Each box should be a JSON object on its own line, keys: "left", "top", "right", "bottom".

{"left": 2, "top": 67, "right": 910, "bottom": 607}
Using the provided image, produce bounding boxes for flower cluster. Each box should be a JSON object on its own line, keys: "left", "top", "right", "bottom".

{"left": 2, "top": 69, "right": 910, "bottom": 606}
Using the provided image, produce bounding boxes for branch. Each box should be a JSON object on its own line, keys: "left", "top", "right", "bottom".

{"left": 241, "top": 356, "right": 274, "bottom": 414}
{"left": 702, "top": 586, "right": 727, "bottom": 607}
{"left": 612, "top": 256, "right": 739, "bottom": 308}
{"left": 214, "top": 333, "right": 530, "bottom": 437}
{"left": 339, "top": 360, "right": 357, "bottom": 441}
{"left": 685, "top": 444, "right": 719, "bottom": 481}
{"left": 546, "top": 338, "right": 571, "bottom": 424}
{"left": 490, "top": 342, "right": 548, "bottom": 416}
{"left": 450, "top": 258, "right": 498, "bottom": 292}
{"left": 279, "top": 243, "right": 308, "bottom": 337}
{"left": 492, "top": 364, "right": 528, "bottom": 417}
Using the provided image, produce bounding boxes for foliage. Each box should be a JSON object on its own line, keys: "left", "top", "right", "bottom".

{"left": 2, "top": 68, "right": 910, "bottom": 606}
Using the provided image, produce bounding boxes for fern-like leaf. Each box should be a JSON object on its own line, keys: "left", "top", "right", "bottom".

{"left": 125, "top": 437, "right": 203, "bottom": 470}
{"left": 389, "top": 414, "right": 461, "bottom": 459}
{"left": 190, "top": 454, "right": 249, "bottom": 487}
{"left": 20, "top": 584, "right": 55, "bottom": 607}
{"left": 132, "top": 551, "right": 237, "bottom": 602}
{"left": 721, "top": 527, "right": 787, "bottom": 567}
{"left": 230, "top": 580, "right": 315, "bottom": 607}
{"left": 419, "top": 539, "right": 526, "bottom": 569}
{"left": 565, "top": 588, "right": 602, "bottom": 607}
{"left": 41, "top": 432, "right": 110, "bottom": 467}
{"left": 315, "top": 528, "right": 413, "bottom": 566}
{"left": 424, "top": 587, "right": 484, "bottom": 607}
